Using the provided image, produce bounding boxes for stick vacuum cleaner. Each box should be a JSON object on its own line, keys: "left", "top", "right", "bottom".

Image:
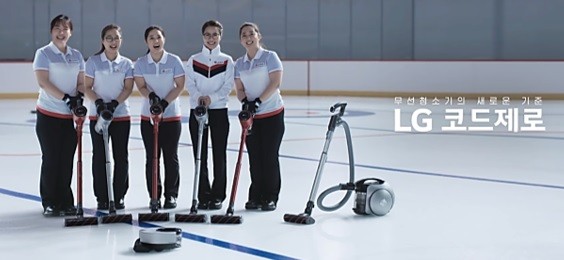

{"left": 138, "top": 101, "right": 170, "bottom": 222}
{"left": 175, "top": 101, "right": 208, "bottom": 223}
{"left": 95, "top": 107, "right": 133, "bottom": 224}
{"left": 65, "top": 99, "right": 99, "bottom": 227}
{"left": 283, "top": 102, "right": 395, "bottom": 225}
{"left": 210, "top": 107, "right": 254, "bottom": 224}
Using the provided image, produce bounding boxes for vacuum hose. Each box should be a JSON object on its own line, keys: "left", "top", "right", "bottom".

{"left": 316, "top": 120, "right": 355, "bottom": 211}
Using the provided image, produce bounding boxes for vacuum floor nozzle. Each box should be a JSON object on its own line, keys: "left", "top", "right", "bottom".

{"left": 283, "top": 213, "right": 315, "bottom": 225}
{"left": 138, "top": 212, "right": 170, "bottom": 222}
{"left": 174, "top": 213, "right": 207, "bottom": 223}
{"left": 101, "top": 213, "right": 133, "bottom": 224}
{"left": 64, "top": 216, "right": 99, "bottom": 227}
{"left": 210, "top": 214, "right": 243, "bottom": 224}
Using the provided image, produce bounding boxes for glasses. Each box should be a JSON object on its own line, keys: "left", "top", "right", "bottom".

{"left": 203, "top": 33, "right": 220, "bottom": 39}
{"left": 104, "top": 36, "right": 121, "bottom": 42}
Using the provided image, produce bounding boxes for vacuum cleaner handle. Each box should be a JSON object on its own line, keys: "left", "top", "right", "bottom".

{"left": 238, "top": 110, "right": 253, "bottom": 131}
{"left": 330, "top": 102, "right": 347, "bottom": 116}
{"left": 194, "top": 99, "right": 208, "bottom": 125}
{"left": 72, "top": 97, "right": 88, "bottom": 118}
{"left": 95, "top": 108, "right": 113, "bottom": 135}
{"left": 328, "top": 102, "right": 347, "bottom": 131}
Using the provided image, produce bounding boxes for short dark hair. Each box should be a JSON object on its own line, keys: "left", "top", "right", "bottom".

{"left": 201, "top": 20, "right": 223, "bottom": 35}
{"left": 50, "top": 14, "right": 73, "bottom": 32}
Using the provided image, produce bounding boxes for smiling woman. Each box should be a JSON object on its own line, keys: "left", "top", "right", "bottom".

{"left": 184, "top": 20, "right": 234, "bottom": 211}
{"left": 133, "top": 25, "right": 186, "bottom": 211}
{"left": 82, "top": 24, "right": 134, "bottom": 212}
{"left": 1, "top": 95, "right": 564, "bottom": 259}
{"left": 32, "top": 14, "right": 85, "bottom": 217}
{"left": 234, "top": 22, "right": 285, "bottom": 211}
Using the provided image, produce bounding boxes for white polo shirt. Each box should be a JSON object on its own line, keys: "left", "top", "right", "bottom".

{"left": 185, "top": 45, "right": 234, "bottom": 109}
{"left": 234, "top": 48, "right": 283, "bottom": 118}
{"left": 33, "top": 42, "right": 85, "bottom": 118}
{"left": 85, "top": 52, "right": 134, "bottom": 121}
{"left": 134, "top": 51, "right": 185, "bottom": 121}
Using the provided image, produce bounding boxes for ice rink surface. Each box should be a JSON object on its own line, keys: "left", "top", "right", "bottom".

{"left": 1, "top": 95, "right": 563, "bottom": 259}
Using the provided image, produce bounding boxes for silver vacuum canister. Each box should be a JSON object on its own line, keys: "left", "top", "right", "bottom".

{"left": 354, "top": 179, "right": 395, "bottom": 216}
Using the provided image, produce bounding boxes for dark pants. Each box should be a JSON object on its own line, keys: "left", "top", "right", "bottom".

{"left": 141, "top": 119, "right": 181, "bottom": 200}
{"left": 89, "top": 120, "right": 130, "bottom": 203}
{"left": 35, "top": 111, "right": 77, "bottom": 210}
{"left": 245, "top": 110, "right": 285, "bottom": 203}
{"left": 189, "top": 108, "right": 229, "bottom": 202}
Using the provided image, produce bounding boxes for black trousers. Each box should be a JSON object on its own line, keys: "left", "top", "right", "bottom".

{"left": 189, "top": 108, "right": 229, "bottom": 202}
{"left": 140, "top": 120, "right": 181, "bottom": 200}
{"left": 35, "top": 111, "right": 77, "bottom": 210}
{"left": 245, "top": 110, "right": 285, "bottom": 203}
{"left": 89, "top": 120, "right": 130, "bottom": 203}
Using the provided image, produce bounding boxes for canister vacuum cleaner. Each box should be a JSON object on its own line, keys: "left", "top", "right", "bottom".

{"left": 284, "top": 102, "right": 395, "bottom": 225}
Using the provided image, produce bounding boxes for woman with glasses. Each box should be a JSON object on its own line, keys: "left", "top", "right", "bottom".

{"left": 185, "top": 20, "right": 234, "bottom": 210}
{"left": 83, "top": 24, "right": 134, "bottom": 211}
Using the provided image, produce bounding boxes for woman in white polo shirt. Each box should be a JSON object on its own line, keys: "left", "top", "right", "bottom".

{"left": 234, "top": 22, "right": 285, "bottom": 211}
{"left": 83, "top": 24, "right": 134, "bottom": 211}
{"left": 185, "top": 20, "right": 234, "bottom": 210}
{"left": 134, "top": 25, "right": 185, "bottom": 209}
{"left": 33, "top": 14, "right": 85, "bottom": 217}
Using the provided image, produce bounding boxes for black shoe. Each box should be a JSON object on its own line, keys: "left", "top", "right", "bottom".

{"left": 163, "top": 197, "right": 177, "bottom": 209}
{"left": 149, "top": 200, "right": 162, "bottom": 209}
{"left": 197, "top": 200, "right": 209, "bottom": 210}
{"left": 43, "top": 206, "right": 59, "bottom": 217}
{"left": 61, "top": 206, "right": 78, "bottom": 216}
{"left": 209, "top": 199, "right": 223, "bottom": 210}
{"left": 261, "top": 200, "right": 276, "bottom": 211}
{"left": 245, "top": 200, "right": 260, "bottom": 210}
{"left": 97, "top": 202, "right": 109, "bottom": 210}
{"left": 115, "top": 199, "right": 125, "bottom": 210}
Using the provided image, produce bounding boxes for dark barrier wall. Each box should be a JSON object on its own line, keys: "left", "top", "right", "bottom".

{"left": 1, "top": 0, "right": 564, "bottom": 61}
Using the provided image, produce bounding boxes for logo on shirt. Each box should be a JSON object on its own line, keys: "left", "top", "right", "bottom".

{"left": 161, "top": 68, "right": 173, "bottom": 74}
{"left": 253, "top": 62, "right": 265, "bottom": 68}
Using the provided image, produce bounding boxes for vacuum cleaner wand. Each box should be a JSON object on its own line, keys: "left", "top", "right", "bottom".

{"left": 175, "top": 101, "right": 208, "bottom": 223}
{"left": 210, "top": 109, "right": 253, "bottom": 224}
{"left": 97, "top": 109, "right": 133, "bottom": 224}
{"left": 284, "top": 102, "right": 350, "bottom": 225}
{"left": 138, "top": 109, "right": 170, "bottom": 222}
{"left": 65, "top": 101, "right": 99, "bottom": 227}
